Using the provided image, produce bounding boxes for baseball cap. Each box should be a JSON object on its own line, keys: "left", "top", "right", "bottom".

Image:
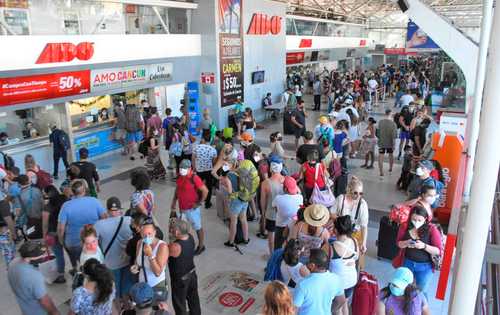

{"left": 390, "top": 267, "right": 414, "bottom": 290}
{"left": 268, "top": 154, "right": 283, "bottom": 164}
{"left": 283, "top": 176, "right": 299, "bottom": 195}
{"left": 19, "top": 240, "right": 46, "bottom": 258}
{"left": 319, "top": 115, "right": 329, "bottom": 124}
{"left": 129, "top": 282, "right": 154, "bottom": 309}
{"left": 106, "top": 197, "right": 122, "bottom": 211}
{"left": 418, "top": 160, "right": 434, "bottom": 171}
{"left": 240, "top": 132, "right": 253, "bottom": 143}
{"left": 179, "top": 159, "right": 191, "bottom": 169}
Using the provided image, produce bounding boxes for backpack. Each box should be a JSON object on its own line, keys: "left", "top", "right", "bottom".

{"left": 232, "top": 160, "right": 259, "bottom": 202}
{"left": 125, "top": 105, "right": 142, "bottom": 132}
{"left": 1, "top": 152, "right": 15, "bottom": 171}
{"left": 57, "top": 130, "right": 70, "bottom": 151}
{"left": 351, "top": 271, "right": 379, "bottom": 315}
{"left": 328, "top": 156, "right": 342, "bottom": 180}
{"left": 29, "top": 168, "right": 53, "bottom": 190}
{"left": 393, "top": 113, "right": 402, "bottom": 129}
{"left": 264, "top": 248, "right": 284, "bottom": 282}
{"left": 389, "top": 203, "right": 413, "bottom": 225}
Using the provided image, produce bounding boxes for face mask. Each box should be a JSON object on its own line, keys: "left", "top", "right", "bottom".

{"left": 222, "top": 164, "right": 230, "bottom": 172}
{"left": 415, "top": 167, "right": 424, "bottom": 177}
{"left": 425, "top": 195, "right": 437, "bottom": 205}
{"left": 179, "top": 168, "right": 189, "bottom": 176}
{"left": 270, "top": 163, "right": 283, "bottom": 174}
{"left": 143, "top": 236, "right": 154, "bottom": 245}
{"left": 253, "top": 155, "right": 261, "bottom": 162}
{"left": 390, "top": 284, "right": 405, "bottom": 297}
{"left": 277, "top": 136, "right": 283, "bottom": 141}
{"left": 412, "top": 220, "right": 425, "bottom": 229}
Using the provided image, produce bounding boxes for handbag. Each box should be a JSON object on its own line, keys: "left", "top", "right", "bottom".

{"left": 38, "top": 254, "right": 59, "bottom": 284}
{"left": 392, "top": 248, "right": 406, "bottom": 269}
{"left": 141, "top": 243, "right": 169, "bottom": 304}
{"left": 310, "top": 163, "right": 336, "bottom": 208}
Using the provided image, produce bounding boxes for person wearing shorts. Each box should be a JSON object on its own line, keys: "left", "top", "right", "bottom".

{"left": 291, "top": 100, "right": 307, "bottom": 150}
{"left": 171, "top": 159, "right": 208, "bottom": 256}
{"left": 377, "top": 109, "right": 398, "bottom": 177}
{"left": 224, "top": 174, "right": 250, "bottom": 247}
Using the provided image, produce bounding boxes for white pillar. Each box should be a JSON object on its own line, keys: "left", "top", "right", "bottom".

{"left": 463, "top": 0, "right": 495, "bottom": 201}
{"left": 449, "top": 7, "right": 500, "bottom": 315}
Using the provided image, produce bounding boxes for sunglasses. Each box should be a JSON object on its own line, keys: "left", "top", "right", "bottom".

{"left": 352, "top": 191, "right": 363, "bottom": 196}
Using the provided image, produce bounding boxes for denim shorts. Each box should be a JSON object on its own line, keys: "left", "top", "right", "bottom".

{"left": 127, "top": 131, "right": 143, "bottom": 143}
{"left": 180, "top": 207, "right": 202, "bottom": 231}
{"left": 229, "top": 198, "right": 248, "bottom": 216}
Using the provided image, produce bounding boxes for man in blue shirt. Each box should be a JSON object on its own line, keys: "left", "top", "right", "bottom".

{"left": 293, "top": 249, "right": 346, "bottom": 315}
{"left": 57, "top": 179, "right": 106, "bottom": 274}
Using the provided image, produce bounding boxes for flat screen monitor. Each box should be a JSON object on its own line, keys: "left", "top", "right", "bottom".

{"left": 252, "top": 71, "right": 265, "bottom": 84}
{"left": 310, "top": 51, "right": 318, "bottom": 62}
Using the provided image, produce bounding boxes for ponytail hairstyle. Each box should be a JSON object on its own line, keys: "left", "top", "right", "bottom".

{"left": 82, "top": 258, "right": 114, "bottom": 305}
{"left": 80, "top": 224, "right": 97, "bottom": 243}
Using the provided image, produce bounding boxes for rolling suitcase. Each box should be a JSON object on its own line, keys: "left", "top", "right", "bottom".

{"left": 376, "top": 216, "right": 400, "bottom": 260}
{"left": 283, "top": 109, "right": 294, "bottom": 135}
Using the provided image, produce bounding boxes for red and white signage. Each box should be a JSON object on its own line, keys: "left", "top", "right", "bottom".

{"left": 287, "top": 35, "right": 369, "bottom": 51}
{"left": 383, "top": 48, "right": 417, "bottom": 56}
{"left": 0, "top": 34, "right": 201, "bottom": 72}
{"left": 247, "top": 13, "right": 282, "bottom": 35}
{"left": 201, "top": 72, "right": 215, "bottom": 84}
{"left": 0, "top": 70, "right": 90, "bottom": 106}
{"left": 286, "top": 52, "right": 305, "bottom": 65}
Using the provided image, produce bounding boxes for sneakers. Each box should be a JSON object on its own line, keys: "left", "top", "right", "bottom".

{"left": 194, "top": 246, "right": 206, "bottom": 256}
{"left": 224, "top": 241, "right": 235, "bottom": 247}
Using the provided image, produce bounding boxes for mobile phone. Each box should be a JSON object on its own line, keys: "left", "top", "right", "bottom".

{"left": 409, "top": 240, "right": 416, "bottom": 246}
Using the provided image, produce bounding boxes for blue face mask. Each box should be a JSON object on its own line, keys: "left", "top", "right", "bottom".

{"left": 143, "top": 236, "right": 153, "bottom": 245}
{"left": 390, "top": 284, "right": 405, "bottom": 297}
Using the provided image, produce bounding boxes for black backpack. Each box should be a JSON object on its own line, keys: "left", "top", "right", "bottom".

{"left": 393, "top": 113, "right": 402, "bottom": 129}
{"left": 58, "top": 130, "right": 70, "bottom": 151}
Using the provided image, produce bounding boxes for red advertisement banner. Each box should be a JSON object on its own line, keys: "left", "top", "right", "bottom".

{"left": 286, "top": 52, "right": 305, "bottom": 65}
{"left": 0, "top": 70, "right": 91, "bottom": 106}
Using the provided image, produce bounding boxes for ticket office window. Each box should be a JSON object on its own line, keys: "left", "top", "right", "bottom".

{"left": 0, "top": 105, "right": 66, "bottom": 145}
{"left": 69, "top": 95, "right": 113, "bottom": 130}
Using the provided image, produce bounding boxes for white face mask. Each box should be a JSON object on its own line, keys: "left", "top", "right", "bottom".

{"left": 254, "top": 155, "right": 261, "bottom": 162}
{"left": 222, "top": 164, "right": 230, "bottom": 172}
{"left": 412, "top": 220, "right": 425, "bottom": 229}
{"left": 425, "top": 195, "right": 438, "bottom": 205}
{"left": 179, "top": 168, "right": 189, "bottom": 176}
{"left": 270, "top": 162, "right": 283, "bottom": 174}
{"left": 415, "top": 167, "right": 425, "bottom": 177}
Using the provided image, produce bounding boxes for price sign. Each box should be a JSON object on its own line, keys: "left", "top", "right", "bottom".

{"left": 0, "top": 70, "right": 91, "bottom": 106}
{"left": 201, "top": 72, "right": 215, "bottom": 84}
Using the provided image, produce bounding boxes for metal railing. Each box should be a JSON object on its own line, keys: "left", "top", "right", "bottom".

{"left": 475, "top": 172, "right": 500, "bottom": 315}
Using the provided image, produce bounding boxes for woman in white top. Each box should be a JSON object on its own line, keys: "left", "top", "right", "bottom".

{"left": 79, "top": 224, "right": 104, "bottom": 264}
{"left": 280, "top": 239, "right": 309, "bottom": 289}
{"left": 325, "top": 215, "right": 359, "bottom": 315}
{"left": 332, "top": 176, "right": 369, "bottom": 270}
{"left": 132, "top": 218, "right": 169, "bottom": 288}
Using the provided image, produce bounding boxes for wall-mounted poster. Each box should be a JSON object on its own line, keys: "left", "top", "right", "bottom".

{"left": 406, "top": 20, "right": 440, "bottom": 50}
{"left": 219, "top": 0, "right": 244, "bottom": 107}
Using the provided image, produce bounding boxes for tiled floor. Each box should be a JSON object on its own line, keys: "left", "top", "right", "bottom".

{"left": 0, "top": 95, "right": 451, "bottom": 315}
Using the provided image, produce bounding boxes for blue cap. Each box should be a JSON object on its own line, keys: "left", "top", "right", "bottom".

{"left": 418, "top": 160, "right": 434, "bottom": 171}
{"left": 390, "top": 267, "right": 414, "bottom": 290}
{"left": 129, "top": 282, "right": 154, "bottom": 308}
{"left": 268, "top": 154, "right": 283, "bottom": 164}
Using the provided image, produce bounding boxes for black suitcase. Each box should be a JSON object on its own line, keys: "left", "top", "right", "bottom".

{"left": 376, "top": 216, "right": 400, "bottom": 260}
{"left": 283, "top": 109, "right": 294, "bottom": 135}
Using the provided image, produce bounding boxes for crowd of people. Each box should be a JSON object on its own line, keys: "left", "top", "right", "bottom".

{"left": 0, "top": 59, "right": 448, "bottom": 315}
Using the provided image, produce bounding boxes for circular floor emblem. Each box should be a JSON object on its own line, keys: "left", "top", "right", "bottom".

{"left": 219, "top": 292, "right": 244, "bottom": 307}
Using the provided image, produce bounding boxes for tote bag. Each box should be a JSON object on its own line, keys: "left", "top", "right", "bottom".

{"left": 310, "top": 163, "right": 336, "bottom": 208}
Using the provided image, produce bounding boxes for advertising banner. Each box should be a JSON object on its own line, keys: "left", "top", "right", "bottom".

{"left": 219, "top": 0, "right": 244, "bottom": 107}
{"left": 91, "top": 63, "right": 172, "bottom": 92}
{"left": 187, "top": 81, "right": 201, "bottom": 136}
{"left": 74, "top": 128, "right": 122, "bottom": 159}
{"left": 406, "top": 21, "right": 440, "bottom": 50}
{"left": 0, "top": 70, "right": 90, "bottom": 106}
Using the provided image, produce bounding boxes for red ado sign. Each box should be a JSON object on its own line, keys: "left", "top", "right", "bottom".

{"left": 0, "top": 70, "right": 91, "bottom": 106}
{"left": 247, "top": 13, "right": 282, "bottom": 35}
{"left": 36, "top": 42, "right": 95, "bottom": 64}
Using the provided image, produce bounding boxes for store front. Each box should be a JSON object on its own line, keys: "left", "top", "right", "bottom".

{"left": 0, "top": 34, "right": 201, "bottom": 174}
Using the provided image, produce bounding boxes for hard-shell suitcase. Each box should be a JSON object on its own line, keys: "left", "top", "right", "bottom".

{"left": 283, "top": 109, "right": 294, "bottom": 135}
{"left": 376, "top": 216, "right": 400, "bottom": 260}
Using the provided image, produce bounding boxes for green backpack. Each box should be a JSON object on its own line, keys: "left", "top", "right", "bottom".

{"left": 233, "top": 160, "right": 260, "bottom": 202}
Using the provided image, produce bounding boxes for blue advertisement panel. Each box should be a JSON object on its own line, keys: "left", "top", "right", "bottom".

{"left": 406, "top": 21, "right": 440, "bottom": 50}
{"left": 74, "top": 128, "right": 122, "bottom": 160}
{"left": 187, "top": 81, "right": 201, "bottom": 136}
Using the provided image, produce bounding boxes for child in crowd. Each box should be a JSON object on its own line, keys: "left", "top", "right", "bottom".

{"left": 80, "top": 224, "right": 104, "bottom": 264}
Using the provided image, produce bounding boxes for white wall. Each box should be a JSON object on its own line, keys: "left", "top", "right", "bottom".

{"left": 368, "top": 29, "right": 406, "bottom": 48}
{"left": 243, "top": 0, "right": 287, "bottom": 122}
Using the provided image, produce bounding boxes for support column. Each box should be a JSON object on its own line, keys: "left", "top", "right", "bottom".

{"left": 449, "top": 6, "right": 500, "bottom": 315}
{"left": 463, "top": 0, "right": 495, "bottom": 201}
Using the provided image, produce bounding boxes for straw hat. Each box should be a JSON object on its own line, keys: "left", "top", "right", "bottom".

{"left": 304, "top": 204, "right": 329, "bottom": 227}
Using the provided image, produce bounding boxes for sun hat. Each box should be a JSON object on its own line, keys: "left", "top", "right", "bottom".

{"left": 304, "top": 204, "right": 330, "bottom": 227}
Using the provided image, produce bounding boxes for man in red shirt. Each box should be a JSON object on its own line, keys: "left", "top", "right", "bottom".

{"left": 171, "top": 159, "right": 208, "bottom": 255}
